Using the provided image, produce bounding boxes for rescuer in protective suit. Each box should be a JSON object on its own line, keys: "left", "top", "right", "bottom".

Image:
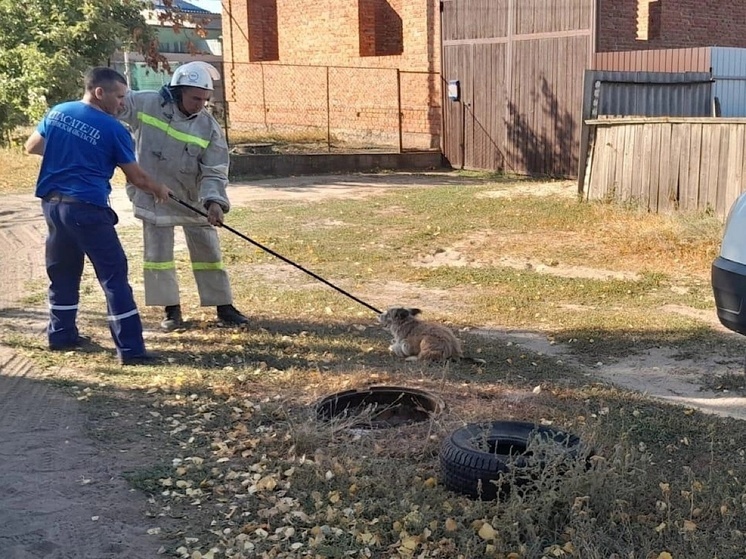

{"left": 120, "top": 61, "right": 249, "bottom": 331}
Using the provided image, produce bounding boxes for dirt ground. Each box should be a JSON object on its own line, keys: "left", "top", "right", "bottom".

{"left": 1, "top": 172, "right": 745, "bottom": 557}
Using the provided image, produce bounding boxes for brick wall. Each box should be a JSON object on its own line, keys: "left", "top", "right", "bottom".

{"left": 222, "top": 0, "right": 441, "bottom": 150}
{"left": 247, "top": 0, "right": 279, "bottom": 61}
{"left": 598, "top": 0, "right": 746, "bottom": 52}
{"left": 359, "top": 0, "right": 404, "bottom": 57}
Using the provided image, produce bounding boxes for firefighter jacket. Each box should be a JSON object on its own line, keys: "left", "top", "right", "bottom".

{"left": 119, "top": 89, "right": 230, "bottom": 226}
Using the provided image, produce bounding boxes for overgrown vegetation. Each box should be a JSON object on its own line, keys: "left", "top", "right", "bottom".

{"left": 0, "top": 0, "right": 163, "bottom": 142}
{"left": 4, "top": 173, "right": 746, "bottom": 558}
{"left": 0, "top": 0, "right": 218, "bottom": 144}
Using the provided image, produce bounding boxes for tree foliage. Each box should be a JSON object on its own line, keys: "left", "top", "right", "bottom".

{"left": 0, "top": 0, "right": 164, "bottom": 141}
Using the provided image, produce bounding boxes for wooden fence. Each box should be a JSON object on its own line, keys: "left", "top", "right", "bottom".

{"left": 581, "top": 117, "right": 746, "bottom": 218}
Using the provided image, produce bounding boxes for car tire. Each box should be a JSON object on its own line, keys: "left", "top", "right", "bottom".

{"left": 439, "top": 420, "right": 582, "bottom": 500}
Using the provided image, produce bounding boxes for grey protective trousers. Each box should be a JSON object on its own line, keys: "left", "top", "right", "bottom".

{"left": 142, "top": 221, "right": 233, "bottom": 307}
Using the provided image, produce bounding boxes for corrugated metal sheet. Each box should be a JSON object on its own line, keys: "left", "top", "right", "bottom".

{"left": 712, "top": 47, "right": 746, "bottom": 117}
{"left": 592, "top": 47, "right": 746, "bottom": 118}
{"left": 593, "top": 47, "right": 711, "bottom": 73}
{"left": 587, "top": 71, "right": 713, "bottom": 117}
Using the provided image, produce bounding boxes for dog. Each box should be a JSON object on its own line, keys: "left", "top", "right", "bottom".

{"left": 378, "top": 307, "right": 485, "bottom": 364}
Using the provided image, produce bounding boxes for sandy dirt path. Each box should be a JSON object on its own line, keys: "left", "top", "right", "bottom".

{"left": 0, "top": 194, "right": 168, "bottom": 558}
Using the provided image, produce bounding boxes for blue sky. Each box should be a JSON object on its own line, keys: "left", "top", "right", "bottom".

{"left": 187, "top": 0, "right": 222, "bottom": 13}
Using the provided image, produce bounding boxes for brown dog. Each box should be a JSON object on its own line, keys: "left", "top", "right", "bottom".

{"left": 378, "top": 307, "right": 485, "bottom": 363}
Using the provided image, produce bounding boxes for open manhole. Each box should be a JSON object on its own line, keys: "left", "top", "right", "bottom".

{"left": 316, "top": 386, "right": 445, "bottom": 429}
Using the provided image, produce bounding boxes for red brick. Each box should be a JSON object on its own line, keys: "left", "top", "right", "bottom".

{"left": 221, "top": 0, "right": 441, "bottom": 150}
{"left": 598, "top": 0, "right": 746, "bottom": 51}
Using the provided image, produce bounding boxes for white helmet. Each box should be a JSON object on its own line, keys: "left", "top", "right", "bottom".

{"left": 169, "top": 61, "right": 220, "bottom": 91}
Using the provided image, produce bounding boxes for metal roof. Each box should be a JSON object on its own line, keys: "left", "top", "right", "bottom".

{"left": 152, "top": 0, "right": 214, "bottom": 15}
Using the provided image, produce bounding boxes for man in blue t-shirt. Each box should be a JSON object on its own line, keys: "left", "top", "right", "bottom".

{"left": 25, "top": 66, "right": 172, "bottom": 365}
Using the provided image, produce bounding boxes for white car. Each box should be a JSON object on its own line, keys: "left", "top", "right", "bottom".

{"left": 713, "top": 194, "right": 746, "bottom": 334}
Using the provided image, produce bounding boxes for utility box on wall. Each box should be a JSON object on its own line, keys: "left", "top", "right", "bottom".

{"left": 447, "top": 80, "right": 460, "bottom": 102}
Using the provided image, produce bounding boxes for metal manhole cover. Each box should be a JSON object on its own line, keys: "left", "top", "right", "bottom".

{"left": 315, "top": 386, "right": 445, "bottom": 429}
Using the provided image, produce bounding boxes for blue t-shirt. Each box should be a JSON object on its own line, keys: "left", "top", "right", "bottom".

{"left": 34, "top": 101, "right": 136, "bottom": 207}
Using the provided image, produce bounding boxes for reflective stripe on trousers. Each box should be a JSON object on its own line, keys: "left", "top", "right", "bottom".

{"left": 142, "top": 221, "right": 233, "bottom": 307}
{"left": 41, "top": 197, "right": 146, "bottom": 357}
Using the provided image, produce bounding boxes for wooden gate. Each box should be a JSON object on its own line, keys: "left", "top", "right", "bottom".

{"left": 441, "top": 0, "right": 594, "bottom": 176}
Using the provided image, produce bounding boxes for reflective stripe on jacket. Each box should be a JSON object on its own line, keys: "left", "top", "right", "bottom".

{"left": 120, "top": 90, "right": 230, "bottom": 226}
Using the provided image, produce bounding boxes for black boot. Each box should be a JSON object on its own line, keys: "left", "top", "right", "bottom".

{"left": 217, "top": 304, "right": 249, "bottom": 326}
{"left": 119, "top": 351, "right": 163, "bottom": 366}
{"left": 161, "top": 305, "right": 184, "bottom": 331}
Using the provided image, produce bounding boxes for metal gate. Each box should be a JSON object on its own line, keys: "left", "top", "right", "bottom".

{"left": 441, "top": 0, "right": 594, "bottom": 176}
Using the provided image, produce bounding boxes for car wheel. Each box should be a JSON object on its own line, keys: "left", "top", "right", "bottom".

{"left": 439, "top": 420, "right": 582, "bottom": 500}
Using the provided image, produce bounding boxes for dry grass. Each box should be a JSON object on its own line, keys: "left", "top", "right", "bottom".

{"left": 5, "top": 172, "right": 746, "bottom": 558}
{"left": 0, "top": 146, "right": 40, "bottom": 194}
{"left": 0, "top": 130, "right": 129, "bottom": 195}
{"left": 226, "top": 129, "right": 396, "bottom": 154}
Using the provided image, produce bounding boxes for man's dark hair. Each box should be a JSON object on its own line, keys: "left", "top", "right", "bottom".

{"left": 84, "top": 67, "right": 127, "bottom": 92}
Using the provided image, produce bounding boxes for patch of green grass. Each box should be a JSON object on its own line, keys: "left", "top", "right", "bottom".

{"left": 18, "top": 279, "right": 48, "bottom": 305}
{"left": 234, "top": 184, "right": 720, "bottom": 280}
{"left": 700, "top": 370, "right": 746, "bottom": 395}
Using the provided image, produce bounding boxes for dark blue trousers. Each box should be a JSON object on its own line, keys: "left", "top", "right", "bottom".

{"left": 42, "top": 197, "right": 146, "bottom": 359}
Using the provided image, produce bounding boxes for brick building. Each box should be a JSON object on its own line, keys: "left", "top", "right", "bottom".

{"left": 221, "top": 0, "right": 441, "bottom": 150}
{"left": 598, "top": 0, "right": 746, "bottom": 52}
{"left": 222, "top": 0, "right": 746, "bottom": 171}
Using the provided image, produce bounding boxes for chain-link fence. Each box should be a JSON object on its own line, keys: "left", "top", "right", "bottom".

{"left": 219, "top": 62, "right": 441, "bottom": 153}
{"left": 112, "top": 57, "right": 229, "bottom": 125}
